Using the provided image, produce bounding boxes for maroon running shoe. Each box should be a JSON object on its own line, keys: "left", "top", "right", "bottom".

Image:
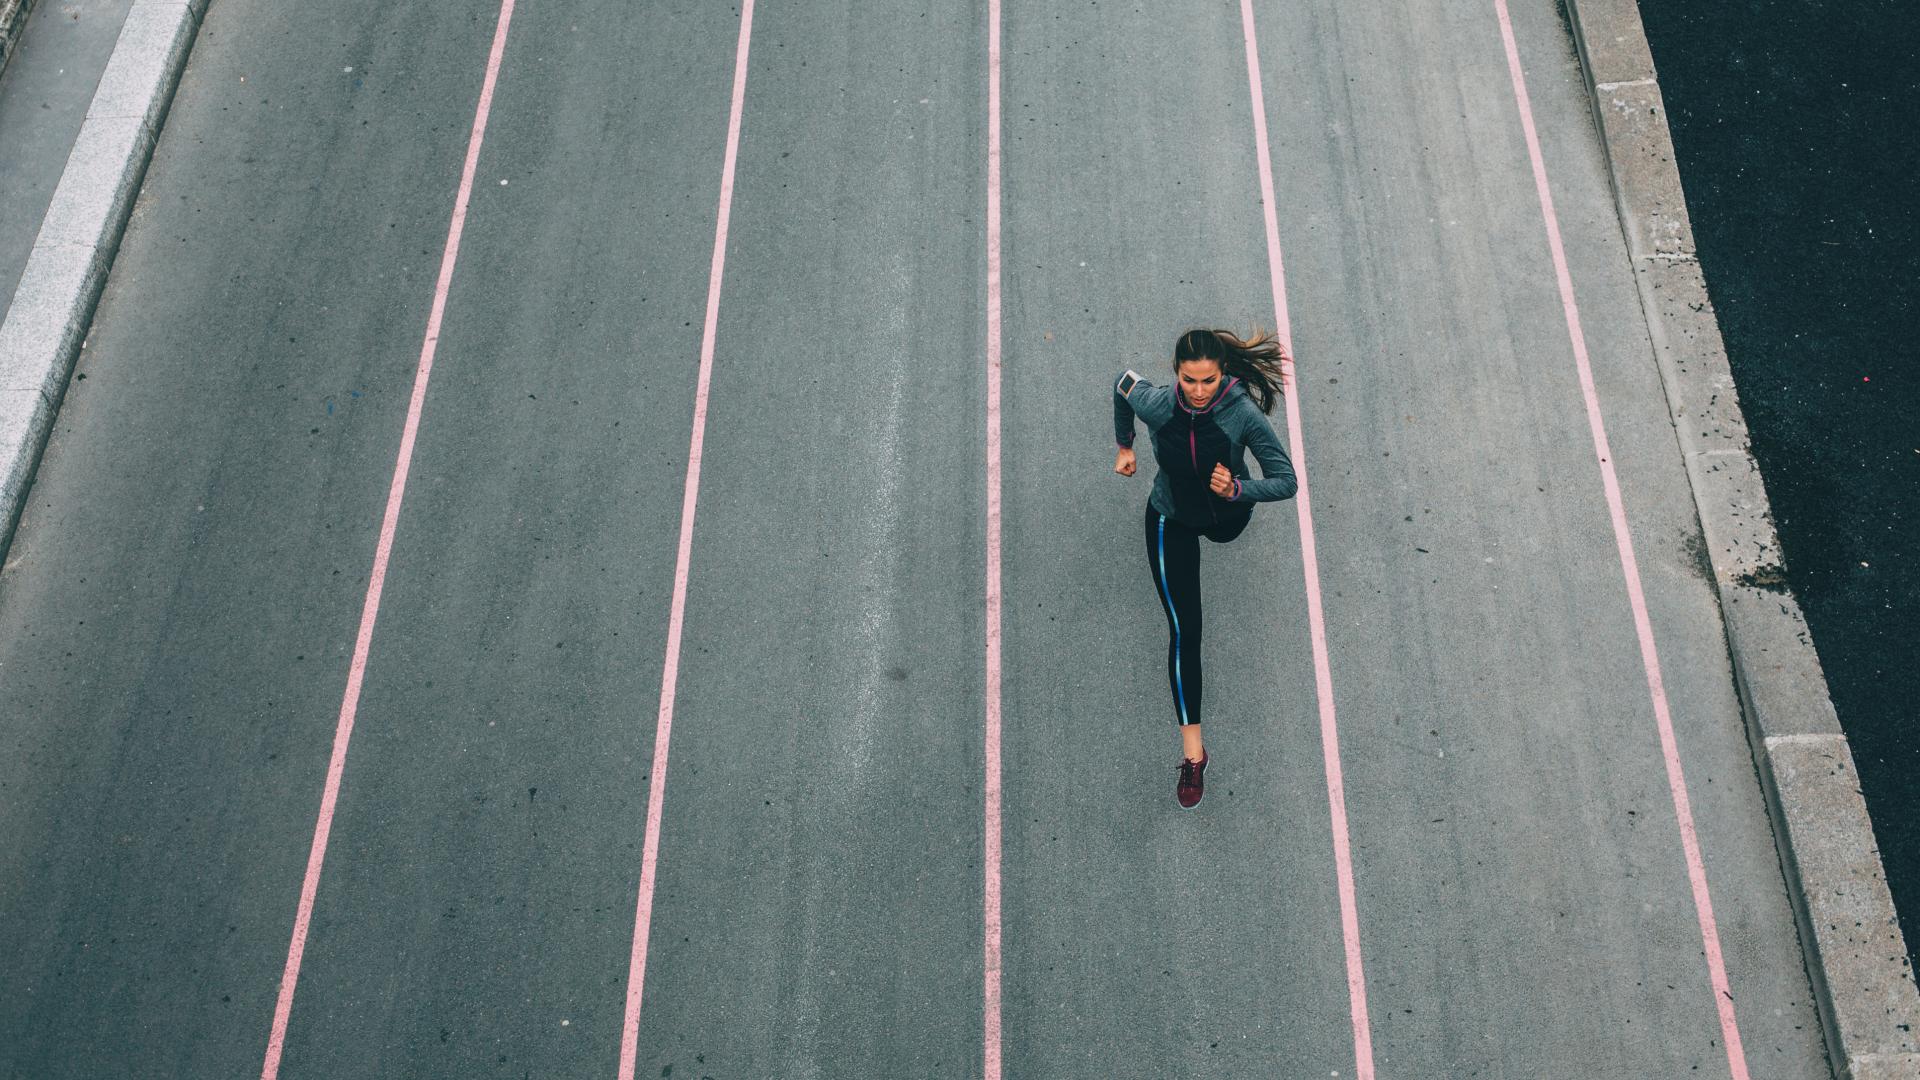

{"left": 1176, "top": 751, "right": 1208, "bottom": 808}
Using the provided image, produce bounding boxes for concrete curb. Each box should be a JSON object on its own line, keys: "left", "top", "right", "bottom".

{"left": 0, "top": 0, "right": 207, "bottom": 558}
{"left": 1563, "top": 1, "right": 1920, "bottom": 1076}
{"left": 0, "top": 0, "right": 37, "bottom": 80}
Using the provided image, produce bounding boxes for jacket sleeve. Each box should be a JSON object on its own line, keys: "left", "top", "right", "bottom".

{"left": 1113, "top": 372, "right": 1138, "bottom": 448}
{"left": 1114, "top": 372, "right": 1174, "bottom": 448}
{"left": 1224, "top": 403, "right": 1298, "bottom": 503}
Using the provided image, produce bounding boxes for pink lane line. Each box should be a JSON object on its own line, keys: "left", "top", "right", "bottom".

{"left": 257, "top": 3, "right": 518, "bottom": 1076}
{"left": 614, "top": 2, "right": 757, "bottom": 1077}
{"left": 982, "top": 0, "right": 1005, "bottom": 1076}
{"left": 1236, "top": 2, "right": 1375, "bottom": 1077}
{"left": 1489, "top": 2, "right": 1749, "bottom": 1076}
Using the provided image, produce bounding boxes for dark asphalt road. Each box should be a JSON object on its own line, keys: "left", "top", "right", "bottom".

{"left": 1640, "top": 0, "right": 1920, "bottom": 970}
{"left": 0, "top": 0, "right": 1839, "bottom": 1076}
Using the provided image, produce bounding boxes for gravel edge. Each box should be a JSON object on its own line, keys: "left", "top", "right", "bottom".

{"left": 1563, "top": 1, "right": 1920, "bottom": 1075}
{"left": 0, "top": 0, "right": 206, "bottom": 559}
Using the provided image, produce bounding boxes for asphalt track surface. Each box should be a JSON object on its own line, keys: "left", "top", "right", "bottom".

{"left": 0, "top": 2, "right": 1834, "bottom": 1078}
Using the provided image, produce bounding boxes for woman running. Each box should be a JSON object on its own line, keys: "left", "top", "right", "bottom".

{"left": 1113, "top": 328, "right": 1298, "bottom": 807}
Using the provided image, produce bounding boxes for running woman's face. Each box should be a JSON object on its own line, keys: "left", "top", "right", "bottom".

{"left": 1177, "top": 359, "right": 1224, "bottom": 409}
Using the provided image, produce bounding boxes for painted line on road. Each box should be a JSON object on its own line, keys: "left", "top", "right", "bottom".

{"left": 982, "top": 0, "right": 1005, "bottom": 1076}
{"left": 258, "top": 1, "right": 519, "bottom": 1076}
{"left": 1489, "top": 2, "right": 1750, "bottom": 1076}
{"left": 1236, "top": 3, "right": 1375, "bottom": 1076}
{"left": 614, "top": 2, "right": 757, "bottom": 1077}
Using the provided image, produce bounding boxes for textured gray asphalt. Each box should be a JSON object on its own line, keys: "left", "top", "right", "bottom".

{"left": 0, "top": 1, "right": 1831, "bottom": 1078}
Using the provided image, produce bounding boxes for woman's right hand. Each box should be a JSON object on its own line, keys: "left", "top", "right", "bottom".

{"left": 1115, "top": 447, "right": 1137, "bottom": 477}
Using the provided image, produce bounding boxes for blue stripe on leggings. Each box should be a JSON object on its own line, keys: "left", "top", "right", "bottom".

{"left": 1154, "top": 514, "right": 1190, "bottom": 725}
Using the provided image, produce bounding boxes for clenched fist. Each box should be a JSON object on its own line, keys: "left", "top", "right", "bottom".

{"left": 1209, "top": 463, "right": 1236, "bottom": 498}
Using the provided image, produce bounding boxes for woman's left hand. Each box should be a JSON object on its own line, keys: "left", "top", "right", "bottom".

{"left": 1209, "top": 463, "right": 1236, "bottom": 498}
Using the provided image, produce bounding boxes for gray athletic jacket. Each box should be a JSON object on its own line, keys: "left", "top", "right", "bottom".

{"left": 1114, "top": 371, "right": 1298, "bottom": 526}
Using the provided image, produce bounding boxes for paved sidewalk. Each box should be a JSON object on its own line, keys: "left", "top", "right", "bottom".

{"left": 0, "top": 0, "right": 132, "bottom": 310}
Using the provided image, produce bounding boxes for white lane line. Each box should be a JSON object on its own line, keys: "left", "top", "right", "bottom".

{"left": 258, "top": 2, "right": 519, "bottom": 1077}
{"left": 1236, "top": 2, "right": 1377, "bottom": 1077}
{"left": 613, "top": 2, "right": 757, "bottom": 1077}
{"left": 1490, "top": 1, "right": 1750, "bottom": 1076}
{"left": 983, "top": 0, "right": 1006, "bottom": 1076}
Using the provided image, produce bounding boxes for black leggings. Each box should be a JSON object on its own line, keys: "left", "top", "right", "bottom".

{"left": 1144, "top": 502, "right": 1252, "bottom": 727}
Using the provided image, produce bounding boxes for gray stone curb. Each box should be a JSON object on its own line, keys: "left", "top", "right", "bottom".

{"left": 0, "top": 0, "right": 37, "bottom": 81}
{"left": 1564, "top": 1, "right": 1920, "bottom": 1076}
{"left": 0, "top": 0, "right": 206, "bottom": 557}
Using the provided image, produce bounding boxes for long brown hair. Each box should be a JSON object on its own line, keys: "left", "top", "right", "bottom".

{"left": 1173, "top": 327, "right": 1289, "bottom": 414}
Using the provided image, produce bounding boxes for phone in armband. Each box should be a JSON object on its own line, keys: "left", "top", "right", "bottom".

{"left": 1118, "top": 369, "right": 1141, "bottom": 397}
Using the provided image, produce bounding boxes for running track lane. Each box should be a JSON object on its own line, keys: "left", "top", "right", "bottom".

{"left": 614, "top": 3, "right": 757, "bottom": 1077}
{"left": 256, "top": 8, "right": 1746, "bottom": 1080}
{"left": 1490, "top": 1, "right": 1749, "bottom": 1074}
{"left": 1237, "top": 2, "right": 1377, "bottom": 1077}
{"left": 258, "top": 2, "right": 518, "bottom": 1076}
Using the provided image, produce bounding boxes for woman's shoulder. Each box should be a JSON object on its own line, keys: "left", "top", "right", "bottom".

{"left": 1219, "top": 390, "right": 1278, "bottom": 432}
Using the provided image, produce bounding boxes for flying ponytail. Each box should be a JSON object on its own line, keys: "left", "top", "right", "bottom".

{"left": 1173, "top": 327, "right": 1289, "bottom": 415}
